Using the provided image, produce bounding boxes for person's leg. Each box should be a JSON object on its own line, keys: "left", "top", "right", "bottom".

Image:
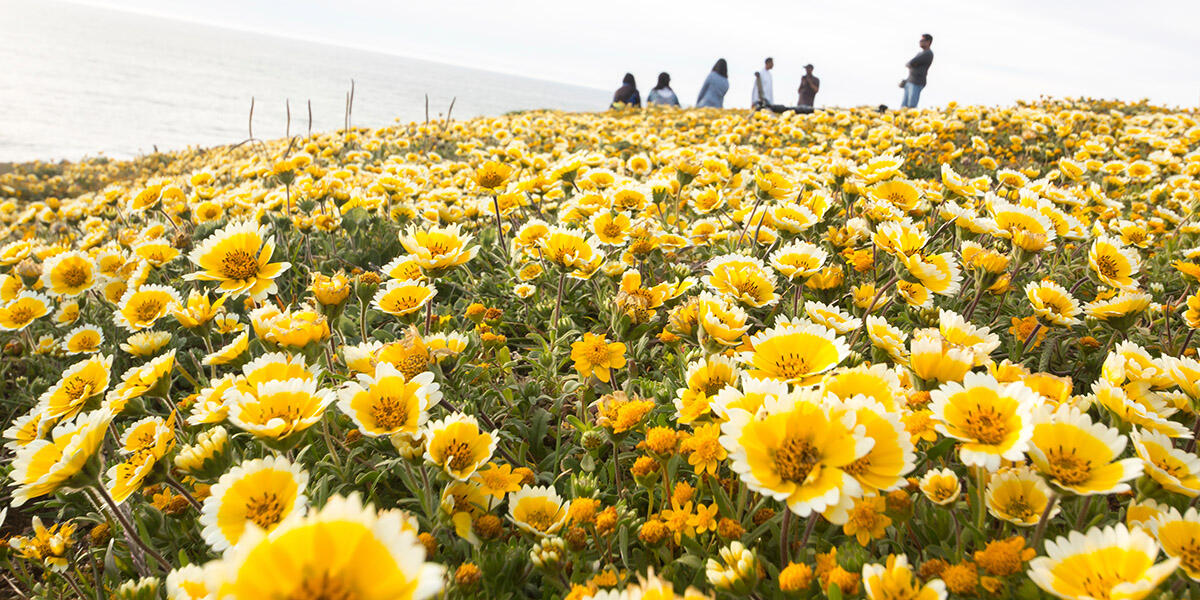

{"left": 910, "top": 84, "right": 924, "bottom": 107}
{"left": 901, "top": 82, "right": 913, "bottom": 108}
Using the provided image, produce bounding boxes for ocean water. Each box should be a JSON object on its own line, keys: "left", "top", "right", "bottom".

{"left": 0, "top": 0, "right": 609, "bottom": 162}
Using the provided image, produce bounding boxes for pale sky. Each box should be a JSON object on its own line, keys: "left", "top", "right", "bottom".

{"left": 59, "top": 0, "right": 1200, "bottom": 109}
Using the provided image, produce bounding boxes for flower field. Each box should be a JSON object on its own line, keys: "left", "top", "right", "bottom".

{"left": 3, "top": 98, "right": 1200, "bottom": 599}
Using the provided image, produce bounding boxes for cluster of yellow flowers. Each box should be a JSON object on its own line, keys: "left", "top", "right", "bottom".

{"left": 2, "top": 98, "right": 1200, "bottom": 599}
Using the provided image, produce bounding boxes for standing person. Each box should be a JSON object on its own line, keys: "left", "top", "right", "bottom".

{"left": 900, "top": 34, "right": 934, "bottom": 108}
{"left": 798, "top": 64, "right": 820, "bottom": 108}
{"left": 696, "top": 59, "right": 729, "bottom": 108}
{"left": 646, "top": 72, "right": 680, "bottom": 106}
{"left": 751, "top": 57, "right": 774, "bottom": 108}
{"left": 611, "top": 73, "right": 641, "bottom": 108}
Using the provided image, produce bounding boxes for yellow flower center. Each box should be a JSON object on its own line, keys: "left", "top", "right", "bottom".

{"left": 961, "top": 406, "right": 1008, "bottom": 445}
{"left": 61, "top": 377, "right": 96, "bottom": 402}
{"left": 221, "top": 249, "right": 260, "bottom": 280}
{"left": 521, "top": 506, "right": 557, "bottom": 532}
{"left": 774, "top": 436, "right": 820, "bottom": 483}
{"left": 245, "top": 493, "right": 286, "bottom": 529}
{"left": 584, "top": 342, "right": 612, "bottom": 366}
{"left": 772, "top": 352, "right": 813, "bottom": 380}
{"left": 843, "top": 456, "right": 871, "bottom": 477}
{"left": 1095, "top": 254, "right": 1121, "bottom": 279}
{"left": 285, "top": 571, "right": 355, "bottom": 600}
{"left": 1174, "top": 539, "right": 1200, "bottom": 574}
{"left": 72, "top": 332, "right": 100, "bottom": 349}
{"left": 1000, "top": 496, "right": 1035, "bottom": 521}
{"left": 1045, "top": 449, "right": 1092, "bottom": 486}
{"left": 134, "top": 299, "right": 165, "bottom": 324}
{"left": 9, "top": 305, "right": 34, "bottom": 325}
{"left": 371, "top": 395, "right": 410, "bottom": 431}
{"left": 58, "top": 264, "right": 88, "bottom": 288}
{"left": 445, "top": 441, "right": 478, "bottom": 472}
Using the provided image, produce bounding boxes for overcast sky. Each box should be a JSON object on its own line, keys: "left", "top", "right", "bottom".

{"left": 70, "top": 0, "right": 1200, "bottom": 109}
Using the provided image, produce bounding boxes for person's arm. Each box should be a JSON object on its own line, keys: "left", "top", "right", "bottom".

{"left": 809, "top": 78, "right": 820, "bottom": 93}
{"left": 697, "top": 77, "right": 710, "bottom": 104}
{"left": 910, "top": 51, "right": 932, "bottom": 69}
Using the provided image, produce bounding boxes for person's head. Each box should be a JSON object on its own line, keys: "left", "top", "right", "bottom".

{"left": 920, "top": 33, "right": 933, "bottom": 49}
{"left": 655, "top": 72, "right": 671, "bottom": 90}
{"left": 622, "top": 72, "right": 636, "bottom": 86}
{"left": 764, "top": 57, "right": 774, "bottom": 70}
{"left": 712, "top": 58, "right": 728, "bottom": 78}
{"left": 804, "top": 64, "right": 814, "bottom": 74}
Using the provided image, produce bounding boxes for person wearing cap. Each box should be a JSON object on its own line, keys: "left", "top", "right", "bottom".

{"left": 798, "top": 64, "right": 820, "bottom": 108}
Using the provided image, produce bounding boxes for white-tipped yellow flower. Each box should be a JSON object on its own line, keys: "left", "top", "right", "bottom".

{"left": 1025, "top": 280, "right": 1082, "bottom": 326}
{"left": 1028, "top": 524, "right": 1177, "bottom": 600}
{"left": 10, "top": 409, "right": 112, "bottom": 507}
{"left": 918, "top": 468, "right": 961, "bottom": 506}
{"left": 1150, "top": 506, "right": 1200, "bottom": 581}
{"left": 804, "top": 300, "right": 861, "bottom": 334}
{"left": 398, "top": 223, "right": 479, "bottom": 275}
{"left": 507, "top": 485, "right": 568, "bottom": 538}
{"left": 423, "top": 413, "right": 497, "bottom": 481}
{"left": 703, "top": 254, "right": 779, "bottom": 308}
{"left": 200, "top": 455, "right": 309, "bottom": 551}
{"left": 224, "top": 378, "right": 333, "bottom": 442}
{"left": 185, "top": 220, "right": 291, "bottom": 300}
{"left": 909, "top": 335, "right": 973, "bottom": 384}
{"left": 1027, "top": 405, "right": 1143, "bottom": 496}
{"left": 337, "top": 363, "right": 439, "bottom": 438}
{"left": 38, "top": 354, "right": 113, "bottom": 422}
{"left": 720, "top": 390, "right": 870, "bottom": 517}
{"left": 862, "top": 555, "right": 946, "bottom": 600}
{"left": 0, "top": 291, "right": 52, "bottom": 331}
{"left": 41, "top": 251, "right": 96, "bottom": 297}
{"left": 1089, "top": 236, "right": 1141, "bottom": 290}
{"left": 1131, "top": 427, "right": 1200, "bottom": 497}
{"left": 929, "top": 372, "right": 1038, "bottom": 470}
{"left": 205, "top": 493, "right": 444, "bottom": 600}
{"left": 769, "top": 240, "right": 828, "bottom": 281}
{"left": 115, "top": 284, "right": 182, "bottom": 331}
{"left": 372, "top": 279, "right": 437, "bottom": 317}
{"left": 986, "top": 466, "right": 1058, "bottom": 526}
{"left": 739, "top": 320, "right": 849, "bottom": 385}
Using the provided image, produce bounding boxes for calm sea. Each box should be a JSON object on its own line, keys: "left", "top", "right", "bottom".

{"left": 0, "top": 0, "right": 609, "bottom": 162}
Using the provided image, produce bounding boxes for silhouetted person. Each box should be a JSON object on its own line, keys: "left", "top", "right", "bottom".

{"left": 612, "top": 73, "right": 641, "bottom": 108}
{"left": 646, "top": 72, "right": 680, "bottom": 106}
{"left": 900, "top": 34, "right": 934, "bottom": 108}
{"left": 751, "top": 57, "right": 774, "bottom": 108}
{"left": 798, "top": 64, "right": 820, "bottom": 107}
{"left": 696, "top": 59, "right": 729, "bottom": 108}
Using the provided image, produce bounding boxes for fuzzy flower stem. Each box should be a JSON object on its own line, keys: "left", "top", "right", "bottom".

{"left": 93, "top": 484, "right": 172, "bottom": 573}
{"left": 1031, "top": 491, "right": 1061, "bottom": 550}
{"left": 162, "top": 475, "right": 203, "bottom": 511}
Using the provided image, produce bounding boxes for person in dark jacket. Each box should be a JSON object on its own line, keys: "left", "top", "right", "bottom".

{"left": 900, "top": 33, "right": 934, "bottom": 108}
{"left": 611, "top": 73, "right": 641, "bottom": 108}
{"left": 798, "top": 64, "right": 820, "bottom": 107}
{"left": 646, "top": 72, "right": 680, "bottom": 106}
{"left": 696, "top": 59, "right": 729, "bottom": 108}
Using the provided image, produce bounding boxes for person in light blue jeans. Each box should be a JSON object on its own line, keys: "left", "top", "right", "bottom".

{"left": 900, "top": 33, "right": 934, "bottom": 108}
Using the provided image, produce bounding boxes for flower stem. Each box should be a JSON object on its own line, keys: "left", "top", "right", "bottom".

{"left": 93, "top": 485, "right": 172, "bottom": 572}
{"left": 779, "top": 509, "right": 792, "bottom": 564}
{"left": 163, "top": 476, "right": 202, "bottom": 511}
{"left": 1031, "top": 491, "right": 1061, "bottom": 550}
